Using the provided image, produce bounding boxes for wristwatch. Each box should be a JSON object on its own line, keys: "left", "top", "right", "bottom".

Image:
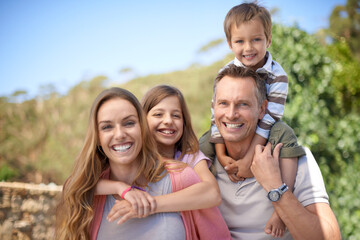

{"left": 267, "top": 183, "right": 288, "bottom": 202}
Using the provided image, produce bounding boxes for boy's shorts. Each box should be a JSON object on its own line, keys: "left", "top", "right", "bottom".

{"left": 199, "top": 120, "right": 305, "bottom": 163}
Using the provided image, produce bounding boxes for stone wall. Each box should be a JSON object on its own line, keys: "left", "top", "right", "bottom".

{"left": 0, "top": 182, "right": 62, "bottom": 240}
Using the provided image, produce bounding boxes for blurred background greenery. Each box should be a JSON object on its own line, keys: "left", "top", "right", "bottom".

{"left": 1, "top": 0, "right": 359, "bottom": 239}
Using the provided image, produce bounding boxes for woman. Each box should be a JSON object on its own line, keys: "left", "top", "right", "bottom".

{"left": 57, "top": 87, "right": 230, "bottom": 240}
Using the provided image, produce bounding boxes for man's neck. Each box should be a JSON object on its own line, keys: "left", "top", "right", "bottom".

{"left": 224, "top": 138, "right": 252, "bottom": 160}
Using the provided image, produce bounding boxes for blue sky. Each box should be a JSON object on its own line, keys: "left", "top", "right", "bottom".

{"left": 0, "top": 0, "right": 346, "bottom": 97}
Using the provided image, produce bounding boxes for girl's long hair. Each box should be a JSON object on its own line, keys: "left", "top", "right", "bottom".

{"left": 141, "top": 85, "right": 199, "bottom": 161}
{"left": 56, "top": 87, "right": 165, "bottom": 239}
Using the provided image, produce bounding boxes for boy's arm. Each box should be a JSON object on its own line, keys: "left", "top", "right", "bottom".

{"left": 226, "top": 134, "right": 266, "bottom": 179}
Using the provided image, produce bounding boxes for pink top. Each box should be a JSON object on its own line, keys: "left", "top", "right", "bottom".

{"left": 90, "top": 167, "right": 231, "bottom": 240}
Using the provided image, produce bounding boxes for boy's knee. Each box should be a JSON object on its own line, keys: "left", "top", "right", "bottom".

{"left": 269, "top": 121, "right": 305, "bottom": 158}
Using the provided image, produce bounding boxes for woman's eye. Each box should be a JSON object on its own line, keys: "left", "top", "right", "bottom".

{"left": 101, "top": 125, "right": 112, "bottom": 130}
{"left": 124, "top": 121, "right": 135, "bottom": 127}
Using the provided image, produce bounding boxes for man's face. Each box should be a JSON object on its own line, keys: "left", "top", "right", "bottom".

{"left": 214, "top": 75, "right": 266, "bottom": 143}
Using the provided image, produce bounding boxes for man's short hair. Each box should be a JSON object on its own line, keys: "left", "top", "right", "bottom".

{"left": 224, "top": 2, "right": 272, "bottom": 43}
{"left": 214, "top": 64, "right": 267, "bottom": 106}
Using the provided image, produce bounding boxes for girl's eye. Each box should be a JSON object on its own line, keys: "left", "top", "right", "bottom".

{"left": 172, "top": 114, "right": 181, "bottom": 119}
{"left": 236, "top": 40, "right": 243, "bottom": 44}
{"left": 153, "top": 113, "right": 162, "bottom": 117}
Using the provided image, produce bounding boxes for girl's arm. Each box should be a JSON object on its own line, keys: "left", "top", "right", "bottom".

{"left": 95, "top": 179, "right": 156, "bottom": 217}
{"left": 154, "top": 159, "right": 221, "bottom": 213}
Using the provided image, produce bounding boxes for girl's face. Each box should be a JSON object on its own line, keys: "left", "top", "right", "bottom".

{"left": 147, "top": 96, "right": 184, "bottom": 152}
{"left": 97, "top": 98, "right": 142, "bottom": 167}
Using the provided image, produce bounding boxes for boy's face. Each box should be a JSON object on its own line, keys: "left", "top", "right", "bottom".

{"left": 227, "top": 18, "right": 271, "bottom": 70}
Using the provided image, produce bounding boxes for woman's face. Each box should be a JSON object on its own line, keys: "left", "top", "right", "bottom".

{"left": 97, "top": 98, "right": 142, "bottom": 166}
{"left": 146, "top": 96, "right": 184, "bottom": 151}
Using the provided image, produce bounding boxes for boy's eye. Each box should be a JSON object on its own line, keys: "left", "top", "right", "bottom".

{"left": 253, "top": 38, "right": 262, "bottom": 42}
{"left": 236, "top": 40, "right": 243, "bottom": 43}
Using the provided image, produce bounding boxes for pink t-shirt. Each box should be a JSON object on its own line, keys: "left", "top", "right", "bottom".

{"left": 174, "top": 150, "right": 211, "bottom": 168}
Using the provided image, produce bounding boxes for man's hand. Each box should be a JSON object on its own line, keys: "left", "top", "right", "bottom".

{"left": 251, "top": 143, "right": 283, "bottom": 192}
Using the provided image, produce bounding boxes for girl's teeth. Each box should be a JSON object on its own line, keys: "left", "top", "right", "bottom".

{"left": 160, "top": 130, "right": 174, "bottom": 134}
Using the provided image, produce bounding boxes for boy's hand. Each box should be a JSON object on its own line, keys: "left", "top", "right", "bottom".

{"left": 122, "top": 189, "right": 156, "bottom": 218}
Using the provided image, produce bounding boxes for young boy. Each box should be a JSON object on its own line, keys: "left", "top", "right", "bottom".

{"left": 199, "top": 2, "right": 305, "bottom": 237}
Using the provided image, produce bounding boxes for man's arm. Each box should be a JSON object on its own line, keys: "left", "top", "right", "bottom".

{"left": 251, "top": 143, "right": 341, "bottom": 240}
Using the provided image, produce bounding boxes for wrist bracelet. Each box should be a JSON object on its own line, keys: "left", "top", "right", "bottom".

{"left": 120, "top": 185, "right": 146, "bottom": 199}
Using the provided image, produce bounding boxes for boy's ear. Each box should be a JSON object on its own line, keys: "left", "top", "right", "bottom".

{"left": 266, "top": 34, "right": 272, "bottom": 48}
{"left": 227, "top": 39, "right": 233, "bottom": 50}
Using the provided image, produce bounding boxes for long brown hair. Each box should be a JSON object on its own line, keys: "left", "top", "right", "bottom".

{"left": 57, "top": 87, "right": 165, "bottom": 239}
{"left": 141, "top": 85, "right": 199, "bottom": 161}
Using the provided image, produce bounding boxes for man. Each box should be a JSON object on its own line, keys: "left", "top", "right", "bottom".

{"left": 209, "top": 64, "right": 341, "bottom": 239}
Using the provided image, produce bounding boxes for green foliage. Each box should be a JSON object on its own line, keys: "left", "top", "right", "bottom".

{"left": 0, "top": 163, "right": 18, "bottom": 181}
{"left": 328, "top": 0, "right": 360, "bottom": 61}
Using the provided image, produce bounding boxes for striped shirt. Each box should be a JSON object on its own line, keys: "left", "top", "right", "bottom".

{"left": 210, "top": 51, "right": 288, "bottom": 141}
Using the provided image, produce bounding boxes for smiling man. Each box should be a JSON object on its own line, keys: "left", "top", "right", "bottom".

{"left": 211, "top": 64, "right": 341, "bottom": 239}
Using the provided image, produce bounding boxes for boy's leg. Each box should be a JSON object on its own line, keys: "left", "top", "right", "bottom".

{"left": 268, "top": 121, "right": 305, "bottom": 158}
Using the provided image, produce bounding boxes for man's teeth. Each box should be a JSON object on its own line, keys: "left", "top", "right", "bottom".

{"left": 113, "top": 144, "right": 132, "bottom": 152}
{"left": 226, "top": 123, "right": 243, "bottom": 128}
{"left": 160, "top": 130, "right": 175, "bottom": 134}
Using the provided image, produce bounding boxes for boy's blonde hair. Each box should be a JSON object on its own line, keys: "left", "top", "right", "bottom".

{"left": 224, "top": 2, "right": 272, "bottom": 43}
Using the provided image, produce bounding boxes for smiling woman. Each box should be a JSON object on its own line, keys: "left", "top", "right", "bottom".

{"left": 56, "top": 87, "right": 231, "bottom": 240}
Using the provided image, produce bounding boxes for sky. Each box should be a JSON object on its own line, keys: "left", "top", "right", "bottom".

{"left": 0, "top": 0, "right": 346, "bottom": 98}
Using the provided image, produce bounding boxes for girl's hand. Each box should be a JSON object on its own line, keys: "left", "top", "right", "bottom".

{"left": 107, "top": 200, "right": 136, "bottom": 225}
{"left": 122, "top": 188, "right": 157, "bottom": 218}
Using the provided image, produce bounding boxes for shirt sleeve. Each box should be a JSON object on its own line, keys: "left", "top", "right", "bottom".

{"left": 293, "top": 148, "right": 329, "bottom": 207}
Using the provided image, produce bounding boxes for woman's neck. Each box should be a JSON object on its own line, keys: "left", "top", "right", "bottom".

{"left": 109, "top": 160, "right": 141, "bottom": 184}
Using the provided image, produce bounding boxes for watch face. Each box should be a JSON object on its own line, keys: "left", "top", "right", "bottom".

{"left": 268, "top": 190, "right": 280, "bottom": 201}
